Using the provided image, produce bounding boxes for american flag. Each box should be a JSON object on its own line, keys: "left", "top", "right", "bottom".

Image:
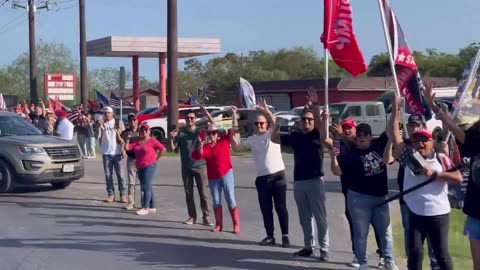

{"left": 382, "top": 0, "right": 432, "bottom": 120}
{"left": 0, "top": 94, "right": 7, "bottom": 110}
{"left": 110, "top": 92, "right": 133, "bottom": 107}
{"left": 67, "top": 104, "right": 82, "bottom": 123}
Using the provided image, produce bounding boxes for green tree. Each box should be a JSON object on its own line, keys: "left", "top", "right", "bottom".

{"left": 1, "top": 41, "right": 78, "bottom": 102}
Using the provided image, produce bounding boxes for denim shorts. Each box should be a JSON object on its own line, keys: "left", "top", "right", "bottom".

{"left": 464, "top": 215, "right": 480, "bottom": 241}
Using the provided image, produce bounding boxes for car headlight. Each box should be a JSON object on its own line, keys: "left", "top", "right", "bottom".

{"left": 18, "top": 146, "right": 47, "bottom": 155}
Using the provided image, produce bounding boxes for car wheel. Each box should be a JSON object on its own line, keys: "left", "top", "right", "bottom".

{"left": 151, "top": 128, "right": 165, "bottom": 141}
{"left": 51, "top": 181, "right": 72, "bottom": 189}
{"left": 0, "top": 159, "right": 15, "bottom": 193}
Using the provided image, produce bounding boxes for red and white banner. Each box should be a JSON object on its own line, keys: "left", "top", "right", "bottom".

{"left": 44, "top": 73, "right": 76, "bottom": 101}
{"left": 321, "top": 0, "right": 367, "bottom": 77}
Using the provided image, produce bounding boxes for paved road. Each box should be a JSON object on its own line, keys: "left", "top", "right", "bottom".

{"left": 0, "top": 155, "right": 404, "bottom": 270}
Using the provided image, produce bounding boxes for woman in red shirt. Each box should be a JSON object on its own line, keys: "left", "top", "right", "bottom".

{"left": 192, "top": 122, "right": 240, "bottom": 234}
{"left": 126, "top": 123, "right": 166, "bottom": 215}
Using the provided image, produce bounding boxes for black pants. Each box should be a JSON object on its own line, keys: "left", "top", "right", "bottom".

{"left": 344, "top": 193, "right": 384, "bottom": 256}
{"left": 407, "top": 210, "right": 452, "bottom": 270}
{"left": 255, "top": 170, "right": 289, "bottom": 238}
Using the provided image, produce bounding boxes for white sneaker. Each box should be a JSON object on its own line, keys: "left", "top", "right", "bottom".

{"left": 378, "top": 257, "right": 385, "bottom": 269}
{"left": 136, "top": 208, "right": 149, "bottom": 215}
{"left": 349, "top": 257, "right": 360, "bottom": 267}
{"left": 358, "top": 264, "right": 368, "bottom": 270}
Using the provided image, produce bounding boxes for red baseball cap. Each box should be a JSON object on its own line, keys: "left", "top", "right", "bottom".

{"left": 55, "top": 109, "right": 68, "bottom": 117}
{"left": 341, "top": 119, "right": 356, "bottom": 128}
{"left": 140, "top": 123, "right": 150, "bottom": 130}
{"left": 412, "top": 129, "right": 432, "bottom": 139}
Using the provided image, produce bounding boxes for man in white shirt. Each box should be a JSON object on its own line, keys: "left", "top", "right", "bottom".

{"left": 96, "top": 106, "right": 127, "bottom": 203}
{"left": 54, "top": 109, "right": 74, "bottom": 140}
{"left": 231, "top": 99, "right": 290, "bottom": 248}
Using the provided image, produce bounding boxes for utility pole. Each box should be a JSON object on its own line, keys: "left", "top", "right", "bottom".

{"left": 167, "top": 0, "right": 178, "bottom": 131}
{"left": 28, "top": 0, "right": 38, "bottom": 102}
{"left": 12, "top": 0, "right": 49, "bottom": 102}
{"left": 79, "top": 0, "right": 88, "bottom": 107}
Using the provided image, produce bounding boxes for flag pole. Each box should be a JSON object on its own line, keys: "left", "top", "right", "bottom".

{"left": 324, "top": 48, "right": 330, "bottom": 138}
{"left": 376, "top": 0, "right": 408, "bottom": 136}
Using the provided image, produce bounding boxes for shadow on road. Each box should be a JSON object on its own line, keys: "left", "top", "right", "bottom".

{"left": 0, "top": 235, "right": 348, "bottom": 270}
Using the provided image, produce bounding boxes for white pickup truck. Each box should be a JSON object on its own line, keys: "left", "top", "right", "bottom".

{"left": 327, "top": 101, "right": 442, "bottom": 137}
{"left": 286, "top": 101, "right": 442, "bottom": 137}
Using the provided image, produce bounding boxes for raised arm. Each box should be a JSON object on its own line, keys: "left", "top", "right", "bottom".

{"left": 306, "top": 88, "right": 323, "bottom": 132}
{"left": 323, "top": 137, "right": 343, "bottom": 176}
{"left": 231, "top": 105, "right": 239, "bottom": 132}
{"left": 424, "top": 82, "right": 466, "bottom": 143}
{"left": 230, "top": 130, "right": 249, "bottom": 152}
{"left": 257, "top": 98, "right": 281, "bottom": 144}
{"left": 383, "top": 138, "right": 395, "bottom": 165}
{"left": 39, "top": 99, "right": 46, "bottom": 117}
{"left": 200, "top": 104, "right": 215, "bottom": 125}
{"left": 169, "top": 129, "right": 178, "bottom": 152}
{"left": 390, "top": 96, "right": 405, "bottom": 157}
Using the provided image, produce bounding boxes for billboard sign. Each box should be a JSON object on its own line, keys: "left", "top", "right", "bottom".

{"left": 45, "top": 73, "right": 76, "bottom": 101}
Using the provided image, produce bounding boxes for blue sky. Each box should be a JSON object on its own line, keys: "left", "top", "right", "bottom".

{"left": 0, "top": 0, "right": 479, "bottom": 81}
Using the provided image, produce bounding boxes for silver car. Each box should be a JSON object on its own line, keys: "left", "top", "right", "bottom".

{"left": 0, "top": 111, "right": 84, "bottom": 192}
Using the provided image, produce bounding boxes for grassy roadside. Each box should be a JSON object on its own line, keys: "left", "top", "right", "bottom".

{"left": 392, "top": 209, "right": 472, "bottom": 269}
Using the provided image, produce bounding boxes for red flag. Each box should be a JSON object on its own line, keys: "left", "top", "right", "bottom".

{"left": 321, "top": 0, "right": 367, "bottom": 77}
{"left": 88, "top": 99, "right": 100, "bottom": 111}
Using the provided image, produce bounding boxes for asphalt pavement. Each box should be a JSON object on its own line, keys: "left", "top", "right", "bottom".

{"left": 0, "top": 155, "right": 405, "bottom": 270}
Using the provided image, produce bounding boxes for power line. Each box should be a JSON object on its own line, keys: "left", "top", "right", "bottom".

{"left": 0, "top": 13, "right": 25, "bottom": 30}
{"left": 0, "top": 0, "right": 9, "bottom": 7}
{"left": 0, "top": 15, "right": 27, "bottom": 34}
{"left": 54, "top": 3, "right": 75, "bottom": 11}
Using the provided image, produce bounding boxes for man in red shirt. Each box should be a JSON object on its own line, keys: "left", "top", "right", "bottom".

{"left": 192, "top": 113, "right": 240, "bottom": 234}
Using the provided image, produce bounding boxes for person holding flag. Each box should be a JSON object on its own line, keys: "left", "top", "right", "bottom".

{"left": 424, "top": 83, "right": 480, "bottom": 270}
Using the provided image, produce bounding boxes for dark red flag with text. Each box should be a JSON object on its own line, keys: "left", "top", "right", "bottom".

{"left": 381, "top": 0, "right": 432, "bottom": 120}
{"left": 321, "top": 0, "right": 367, "bottom": 77}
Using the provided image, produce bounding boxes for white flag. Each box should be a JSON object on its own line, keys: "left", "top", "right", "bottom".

{"left": 239, "top": 77, "right": 256, "bottom": 108}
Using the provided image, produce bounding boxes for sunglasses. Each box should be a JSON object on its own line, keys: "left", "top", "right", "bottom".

{"left": 129, "top": 118, "right": 137, "bottom": 121}
{"left": 186, "top": 116, "right": 195, "bottom": 120}
{"left": 254, "top": 121, "right": 266, "bottom": 126}
{"left": 206, "top": 131, "right": 218, "bottom": 136}
{"left": 301, "top": 117, "right": 314, "bottom": 122}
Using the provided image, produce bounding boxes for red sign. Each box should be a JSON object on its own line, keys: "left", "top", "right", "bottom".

{"left": 44, "top": 73, "right": 76, "bottom": 101}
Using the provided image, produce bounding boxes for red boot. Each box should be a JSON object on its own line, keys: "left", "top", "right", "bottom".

{"left": 212, "top": 206, "right": 223, "bottom": 232}
{"left": 229, "top": 206, "right": 240, "bottom": 234}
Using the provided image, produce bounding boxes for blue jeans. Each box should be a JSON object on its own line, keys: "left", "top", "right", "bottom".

{"left": 209, "top": 169, "right": 236, "bottom": 209}
{"left": 347, "top": 190, "right": 394, "bottom": 265}
{"left": 138, "top": 163, "right": 157, "bottom": 209}
{"left": 294, "top": 178, "right": 329, "bottom": 252}
{"left": 400, "top": 203, "right": 439, "bottom": 269}
{"left": 102, "top": 154, "right": 127, "bottom": 196}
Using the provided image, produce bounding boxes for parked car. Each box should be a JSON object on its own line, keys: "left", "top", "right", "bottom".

{"left": 142, "top": 105, "right": 225, "bottom": 141}
{"left": 137, "top": 104, "right": 193, "bottom": 123}
{"left": 196, "top": 108, "right": 266, "bottom": 138}
{"left": 137, "top": 106, "right": 158, "bottom": 116}
{"left": 0, "top": 111, "right": 84, "bottom": 192}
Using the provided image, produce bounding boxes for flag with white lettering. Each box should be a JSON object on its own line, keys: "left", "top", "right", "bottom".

{"left": 382, "top": 0, "right": 432, "bottom": 120}
{"left": 321, "top": 0, "right": 367, "bottom": 77}
{"left": 453, "top": 49, "right": 480, "bottom": 125}
{"left": 239, "top": 77, "right": 256, "bottom": 108}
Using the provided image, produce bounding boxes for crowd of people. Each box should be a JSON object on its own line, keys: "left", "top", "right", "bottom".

{"left": 9, "top": 87, "right": 480, "bottom": 270}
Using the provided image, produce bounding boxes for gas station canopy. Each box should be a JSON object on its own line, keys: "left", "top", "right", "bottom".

{"left": 86, "top": 36, "right": 221, "bottom": 58}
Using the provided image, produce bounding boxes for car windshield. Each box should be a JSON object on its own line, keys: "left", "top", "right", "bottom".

{"left": 0, "top": 115, "right": 43, "bottom": 136}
